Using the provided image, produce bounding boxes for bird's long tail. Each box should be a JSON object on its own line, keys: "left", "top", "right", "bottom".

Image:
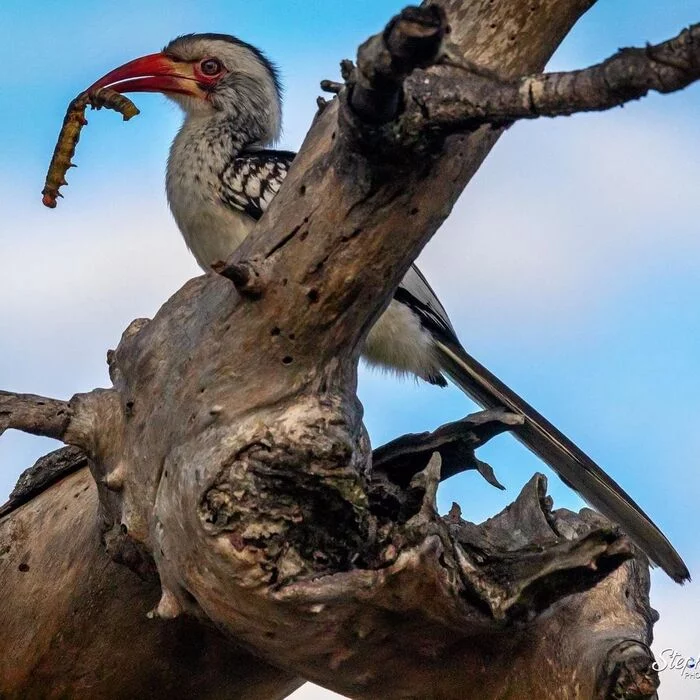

{"left": 434, "top": 339, "right": 690, "bottom": 583}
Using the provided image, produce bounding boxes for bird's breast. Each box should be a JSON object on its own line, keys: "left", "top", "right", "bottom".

{"left": 167, "top": 166, "right": 253, "bottom": 272}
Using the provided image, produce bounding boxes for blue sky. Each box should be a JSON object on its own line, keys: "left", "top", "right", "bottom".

{"left": 1, "top": 2, "right": 699, "bottom": 698}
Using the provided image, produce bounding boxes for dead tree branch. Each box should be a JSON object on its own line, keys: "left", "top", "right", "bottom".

{"left": 0, "top": 390, "right": 72, "bottom": 440}
{"left": 403, "top": 21, "right": 700, "bottom": 133}
{"left": 373, "top": 408, "right": 520, "bottom": 487}
{"left": 350, "top": 5, "right": 447, "bottom": 123}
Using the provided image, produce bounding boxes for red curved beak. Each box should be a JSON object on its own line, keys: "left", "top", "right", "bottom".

{"left": 88, "top": 52, "right": 202, "bottom": 98}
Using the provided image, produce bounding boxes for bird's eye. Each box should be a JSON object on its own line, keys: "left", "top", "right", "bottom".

{"left": 200, "top": 58, "right": 223, "bottom": 76}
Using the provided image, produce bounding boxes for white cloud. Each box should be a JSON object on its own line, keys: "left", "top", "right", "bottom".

{"left": 417, "top": 109, "right": 700, "bottom": 344}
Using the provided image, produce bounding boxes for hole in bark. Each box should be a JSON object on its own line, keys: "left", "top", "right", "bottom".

{"left": 121, "top": 523, "right": 128, "bottom": 535}
{"left": 271, "top": 327, "right": 281, "bottom": 336}
{"left": 307, "top": 288, "right": 320, "bottom": 303}
{"left": 289, "top": 333, "right": 296, "bottom": 340}
{"left": 625, "top": 588, "right": 630, "bottom": 598}
{"left": 164, "top": 470, "right": 169, "bottom": 478}
{"left": 300, "top": 185, "right": 306, "bottom": 195}
{"left": 409, "top": 207, "right": 419, "bottom": 216}
{"left": 282, "top": 278, "right": 288, "bottom": 286}
{"left": 282, "top": 356, "right": 293, "bottom": 365}
{"left": 300, "top": 230, "right": 308, "bottom": 241}
{"left": 331, "top": 131, "right": 336, "bottom": 140}
{"left": 18, "top": 563, "right": 29, "bottom": 573}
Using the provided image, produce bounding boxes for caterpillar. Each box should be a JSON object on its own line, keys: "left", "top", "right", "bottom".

{"left": 42, "top": 88, "right": 139, "bottom": 208}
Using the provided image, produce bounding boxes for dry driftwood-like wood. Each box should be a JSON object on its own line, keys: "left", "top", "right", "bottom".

{"left": 394, "top": 20, "right": 700, "bottom": 134}
{"left": 0, "top": 464, "right": 301, "bottom": 700}
{"left": 1, "top": 449, "right": 655, "bottom": 698}
{"left": 2, "top": 0, "right": 692, "bottom": 697}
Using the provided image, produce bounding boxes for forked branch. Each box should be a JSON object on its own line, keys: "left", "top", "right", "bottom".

{"left": 343, "top": 13, "right": 700, "bottom": 138}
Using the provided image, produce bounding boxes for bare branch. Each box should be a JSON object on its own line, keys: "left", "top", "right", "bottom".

{"left": 320, "top": 79, "right": 343, "bottom": 94}
{"left": 373, "top": 408, "right": 521, "bottom": 486}
{"left": 408, "top": 22, "right": 700, "bottom": 131}
{"left": 0, "top": 390, "right": 72, "bottom": 440}
{"left": 0, "top": 468, "right": 302, "bottom": 699}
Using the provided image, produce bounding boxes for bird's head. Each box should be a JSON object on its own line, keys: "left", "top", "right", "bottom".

{"left": 89, "top": 33, "right": 281, "bottom": 142}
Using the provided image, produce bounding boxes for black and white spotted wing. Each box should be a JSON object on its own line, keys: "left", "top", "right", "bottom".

{"left": 219, "top": 148, "right": 296, "bottom": 221}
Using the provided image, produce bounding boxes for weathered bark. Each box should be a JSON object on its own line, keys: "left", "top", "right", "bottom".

{"left": 2, "top": 444, "right": 656, "bottom": 699}
{"left": 1, "top": 0, "right": 688, "bottom": 697}
{"left": 387, "top": 21, "right": 700, "bottom": 132}
{"left": 0, "top": 463, "right": 301, "bottom": 700}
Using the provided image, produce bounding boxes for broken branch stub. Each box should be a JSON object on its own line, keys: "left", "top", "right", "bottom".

{"left": 349, "top": 5, "right": 447, "bottom": 124}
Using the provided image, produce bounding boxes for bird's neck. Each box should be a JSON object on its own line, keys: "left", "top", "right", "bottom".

{"left": 168, "top": 112, "right": 264, "bottom": 185}
{"left": 166, "top": 113, "right": 269, "bottom": 269}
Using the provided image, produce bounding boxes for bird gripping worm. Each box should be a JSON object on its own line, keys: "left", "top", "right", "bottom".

{"left": 42, "top": 88, "right": 139, "bottom": 208}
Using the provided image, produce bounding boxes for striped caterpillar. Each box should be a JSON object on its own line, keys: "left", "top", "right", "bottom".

{"left": 42, "top": 88, "right": 139, "bottom": 208}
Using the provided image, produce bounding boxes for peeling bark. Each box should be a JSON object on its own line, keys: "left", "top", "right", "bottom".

{"left": 0, "top": 0, "right": 685, "bottom": 697}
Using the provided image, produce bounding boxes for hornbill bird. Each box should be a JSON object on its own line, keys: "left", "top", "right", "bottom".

{"left": 88, "top": 33, "right": 689, "bottom": 582}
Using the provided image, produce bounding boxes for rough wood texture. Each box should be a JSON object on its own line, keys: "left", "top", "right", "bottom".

{"left": 0, "top": 468, "right": 301, "bottom": 700}
{"left": 0, "top": 445, "right": 86, "bottom": 518}
{"left": 400, "top": 21, "right": 700, "bottom": 131}
{"left": 0, "top": 390, "right": 72, "bottom": 441}
{"left": 1, "top": 0, "right": 686, "bottom": 697}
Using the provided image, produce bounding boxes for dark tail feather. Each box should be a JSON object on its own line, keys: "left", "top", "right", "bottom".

{"left": 435, "top": 339, "right": 690, "bottom": 584}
